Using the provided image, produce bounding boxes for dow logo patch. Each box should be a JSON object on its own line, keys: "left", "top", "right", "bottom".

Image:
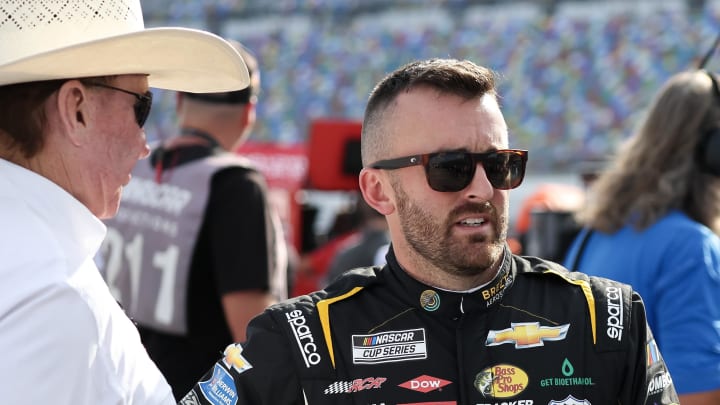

{"left": 399, "top": 375, "right": 452, "bottom": 393}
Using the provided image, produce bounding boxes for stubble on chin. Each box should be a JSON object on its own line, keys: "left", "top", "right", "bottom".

{"left": 391, "top": 176, "right": 508, "bottom": 279}
{"left": 399, "top": 204, "right": 505, "bottom": 277}
{"left": 442, "top": 200, "right": 508, "bottom": 274}
{"left": 440, "top": 234, "right": 504, "bottom": 277}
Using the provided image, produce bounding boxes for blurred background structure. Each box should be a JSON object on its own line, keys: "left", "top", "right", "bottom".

{"left": 144, "top": 0, "right": 719, "bottom": 170}
{"left": 138, "top": 0, "right": 720, "bottom": 279}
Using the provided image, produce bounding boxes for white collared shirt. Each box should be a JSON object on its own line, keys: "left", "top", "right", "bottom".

{"left": 0, "top": 159, "right": 174, "bottom": 404}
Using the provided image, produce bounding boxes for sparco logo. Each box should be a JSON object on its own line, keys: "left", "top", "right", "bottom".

{"left": 286, "top": 310, "right": 321, "bottom": 367}
{"left": 606, "top": 286, "right": 624, "bottom": 341}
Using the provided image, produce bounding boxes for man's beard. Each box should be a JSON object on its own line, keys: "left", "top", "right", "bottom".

{"left": 392, "top": 179, "right": 507, "bottom": 277}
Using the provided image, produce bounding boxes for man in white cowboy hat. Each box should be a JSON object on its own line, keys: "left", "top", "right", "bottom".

{"left": 0, "top": 0, "right": 249, "bottom": 404}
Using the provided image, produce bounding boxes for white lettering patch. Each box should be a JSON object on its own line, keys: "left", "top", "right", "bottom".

{"left": 286, "top": 310, "right": 321, "bottom": 367}
{"left": 647, "top": 371, "right": 673, "bottom": 396}
{"left": 352, "top": 328, "right": 427, "bottom": 364}
{"left": 606, "top": 286, "right": 624, "bottom": 341}
{"left": 122, "top": 177, "right": 193, "bottom": 216}
{"left": 198, "top": 364, "right": 238, "bottom": 405}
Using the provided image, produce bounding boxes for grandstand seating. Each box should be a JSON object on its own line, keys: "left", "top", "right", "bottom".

{"left": 143, "top": 0, "right": 720, "bottom": 171}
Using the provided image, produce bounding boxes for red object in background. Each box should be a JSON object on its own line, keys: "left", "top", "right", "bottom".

{"left": 237, "top": 119, "right": 364, "bottom": 297}
{"left": 290, "top": 119, "right": 364, "bottom": 296}
{"left": 236, "top": 119, "right": 363, "bottom": 251}
{"left": 235, "top": 142, "right": 307, "bottom": 251}
{"left": 306, "top": 119, "right": 363, "bottom": 191}
{"left": 514, "top": 183, "right": 585, "bottom": 235}
{"left": 290, "top": 231, "right": 359, "bottom": 297}
{"left": 237, "top": 142, "right": 307, "bottom": 191}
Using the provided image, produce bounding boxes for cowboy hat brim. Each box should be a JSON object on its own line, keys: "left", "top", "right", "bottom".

{"left": 0, "top": 27, "right": 249, "bottom": 93}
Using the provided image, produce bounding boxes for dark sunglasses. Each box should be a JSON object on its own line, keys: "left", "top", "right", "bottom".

{"left": 85, "top": 82, "right": 153, "bottom": 128}
{"left": 370, "top": 149, "right": 528, "bottom": 192}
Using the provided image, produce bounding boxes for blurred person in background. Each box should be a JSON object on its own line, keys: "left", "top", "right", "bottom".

{"left": 0, "top": 0, "right": 249, "bottom": 403}
{"left": 564, "top": 69, "right": 720, "bottom": 404}
{"left": 100, "top": 41, "right": 287, "bottom": 400}
{"left": 291, "top": 203, "right": 362, "bottom": 296}
{"left": 512, "top": 182, "right": 585, "bottom": 261}
{"left": 179, "top": 58, "right": 678, "bottom": 405}
{"left": 322, "top": 194, "right": 390, "bottom": 286}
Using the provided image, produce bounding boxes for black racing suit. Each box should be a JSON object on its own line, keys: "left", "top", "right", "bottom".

{"left": 180, "top": 245, "right": 679, "bottom": 405}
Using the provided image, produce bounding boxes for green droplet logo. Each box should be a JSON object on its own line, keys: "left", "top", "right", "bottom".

{"left": 562, "top": 358, "right": 574, "bottom": 377}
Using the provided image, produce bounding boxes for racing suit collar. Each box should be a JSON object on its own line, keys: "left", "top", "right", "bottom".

{"left": 385, "top": 245, "right": 515, "bottom": 319}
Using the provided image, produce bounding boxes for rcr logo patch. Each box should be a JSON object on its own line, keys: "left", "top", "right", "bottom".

{"left": 323, "top": 377, "right": 387, "bottom": 394}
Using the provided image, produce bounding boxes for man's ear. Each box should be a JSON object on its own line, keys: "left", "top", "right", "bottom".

{"left": 359, "top": 168, "right": 395, "bottom": 216}
{"left": 239, "top": 102, "right": 256, "bottom": 129}
{"left": 175, "top": 92, "right": 185, "bottom": 114}
{"left": 55, "top": 80, "right": 89, "bottom": 146}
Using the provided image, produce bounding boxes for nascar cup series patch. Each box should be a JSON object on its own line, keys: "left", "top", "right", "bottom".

{"left": 352, "top": 328, "right": 427, "bottom": 364}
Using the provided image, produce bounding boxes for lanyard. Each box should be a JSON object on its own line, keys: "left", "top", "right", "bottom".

{"left": 180, "top": 127, "right": 222, "bottom": 150}
{"left": 153, "top": 128, "right": 221, "bottom": 182}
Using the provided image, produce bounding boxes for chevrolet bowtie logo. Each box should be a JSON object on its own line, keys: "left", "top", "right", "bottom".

{"left": 486, "top": 322, "right": 570, "bottom": 349}
{"left": 222, "top": 343, "right": 253, "bottom": 372}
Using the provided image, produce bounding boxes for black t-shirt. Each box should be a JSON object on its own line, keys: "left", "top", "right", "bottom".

{"left": 138, "top": 142, "right": 276, "bottom": 400}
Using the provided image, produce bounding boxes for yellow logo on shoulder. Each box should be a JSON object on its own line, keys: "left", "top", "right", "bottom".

{"left": 223, "top": 343, "right": 253, "bottom": 374}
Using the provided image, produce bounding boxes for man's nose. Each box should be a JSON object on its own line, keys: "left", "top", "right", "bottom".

{"left": 462, "top": 163, "right": 495, "bottom": 200}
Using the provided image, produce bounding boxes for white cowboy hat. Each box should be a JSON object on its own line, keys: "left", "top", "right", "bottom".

{"left": 0, "top": 0, "right": 249, "bottom": 92}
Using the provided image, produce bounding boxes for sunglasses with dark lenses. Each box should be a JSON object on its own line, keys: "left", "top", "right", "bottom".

{"left": 370, "top": 149, "right": 528, "bottom": 192}
{"left": 85, "top": 82, "right": 153, "bottom": 128}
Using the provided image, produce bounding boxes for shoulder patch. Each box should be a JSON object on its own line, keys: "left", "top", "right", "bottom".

{"left": 323, "top": 266, "right": 382, "bottom": 295}
{"left": 587, "top": 276, "right": 632, "bottom": 352}
{"left": 268, "top": 302, "right": 331, "bottom": 379}
{"left": 517, "top": 256, "right": 631, "bottom": 350}
{"left": 317, "top": 287, "right": 364, "bottom": 369}
{"left": 541, "top": 269, "right": 631, "bottom": 351}
{"left": 267, "top": 280, "right": 370, "bottom": 378}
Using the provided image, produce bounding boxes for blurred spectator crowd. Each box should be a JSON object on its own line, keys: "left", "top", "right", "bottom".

{"left": 144, "top": 0, "right": 720, "bottom": 171}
